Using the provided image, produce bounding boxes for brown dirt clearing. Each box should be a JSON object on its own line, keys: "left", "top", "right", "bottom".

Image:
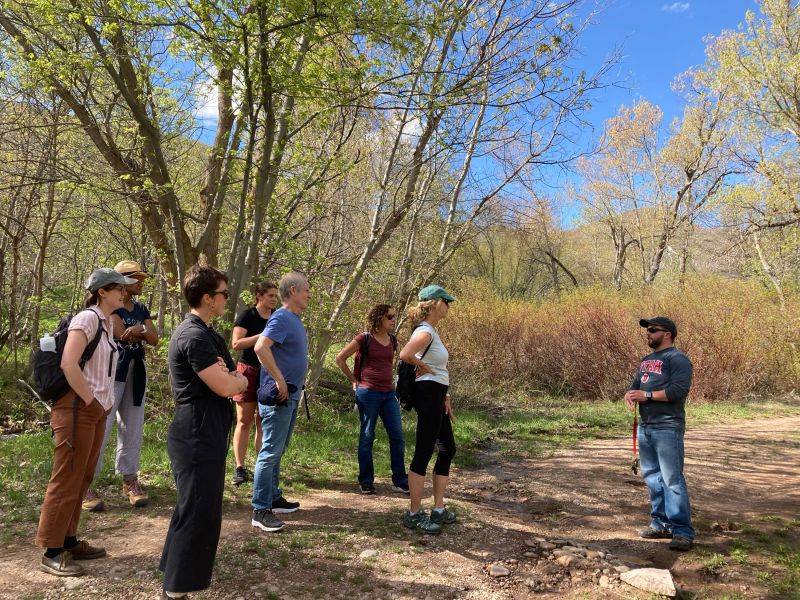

{"left": 2, "top": 416, "right": 798, "bottom": 600}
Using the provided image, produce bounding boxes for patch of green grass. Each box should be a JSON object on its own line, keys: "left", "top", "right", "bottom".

{"left": 702, "top": 553, "right": 728, "bottom": 575}
{"left": 730, "top": 547, "right": 749, "bottom": 565}
{"left": 725, "top": 517, "right": 800, "bottom": 599}
{"left": 2, "top": 393, "right": 798, "bottom": 549}
{"left": 324, "top": 550, "right": 349, "bottom": 561}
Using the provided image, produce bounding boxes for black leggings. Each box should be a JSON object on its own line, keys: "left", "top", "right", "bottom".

{"left": 409, "top": 380, "right": 456, "bottom": 477}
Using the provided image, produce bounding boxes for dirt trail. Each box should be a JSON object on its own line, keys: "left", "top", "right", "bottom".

{"left": 2, "top": 416, "right": 798, "bottom": 599}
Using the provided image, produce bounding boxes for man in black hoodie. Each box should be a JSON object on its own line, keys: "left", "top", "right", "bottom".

{"left": 625, "top": 316, "right": 695, "bottom": 551}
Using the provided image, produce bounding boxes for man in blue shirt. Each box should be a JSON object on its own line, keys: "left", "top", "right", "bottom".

{"left": 251, "top": 271, "right": 310, "bottom": 532}
{"left": 625, "top": 316, "right": 695, "bottom": 551}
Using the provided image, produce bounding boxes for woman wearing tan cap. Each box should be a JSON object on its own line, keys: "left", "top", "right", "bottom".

{"left": 83, "top": 260, "right": 159, "bottom": 511}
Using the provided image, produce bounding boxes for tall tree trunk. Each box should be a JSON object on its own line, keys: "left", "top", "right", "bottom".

{"left": 752, "top": 231, "right": 786, "bottom": 313}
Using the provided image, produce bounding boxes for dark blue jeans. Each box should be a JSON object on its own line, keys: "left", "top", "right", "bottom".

{"left": 637, "top": 423, "right": 695, "bottom": 540}
{"left": 355, "top": 386, "right": 407, "bottom": 487}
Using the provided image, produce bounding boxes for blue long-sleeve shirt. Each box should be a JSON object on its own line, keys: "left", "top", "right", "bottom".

{"left": 630, "top": 346, "right": 693, "bottom": 427}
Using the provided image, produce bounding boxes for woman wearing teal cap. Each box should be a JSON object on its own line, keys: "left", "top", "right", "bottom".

{"left": 398, "top": 285, "right": 457, "bottom": 534}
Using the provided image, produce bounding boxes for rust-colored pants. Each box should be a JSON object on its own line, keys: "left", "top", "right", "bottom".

{"left": 35, "top": 391, "right": 108, "bottom": 548}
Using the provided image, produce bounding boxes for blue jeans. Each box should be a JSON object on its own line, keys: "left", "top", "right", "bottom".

{"left": 355, "top": 386, "right": 407, "bottom": 487}
{"left": 637, "top": 424, "right": 695, "bottom": 540}
{"left": 252, "top": 394, "right": 300, "bottom": 510}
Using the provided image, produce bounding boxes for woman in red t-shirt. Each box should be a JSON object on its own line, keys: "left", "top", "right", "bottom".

{"left": 336, "top": 304, "right": 409, "bottom": 495}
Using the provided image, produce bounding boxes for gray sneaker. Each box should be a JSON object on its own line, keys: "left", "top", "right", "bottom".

{"left": 430, "top": 506, "right": 457, "bottom": 525}
{"left": 403, "top": 510, "right": 442, "bottom": 534}
{"left": 251, "top": 508, "right": 285, "bottom": 532}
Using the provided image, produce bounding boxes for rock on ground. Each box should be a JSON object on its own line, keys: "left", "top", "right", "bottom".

{"left": 620, "top": 568, "right": 677, "bottom": 597}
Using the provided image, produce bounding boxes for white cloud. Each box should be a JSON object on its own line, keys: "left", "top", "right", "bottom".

{"left": 194, "top": 78, "right": 219, "bottom": 123}
{"left": 661, "top": 2, "right": 690, "bottom": 13}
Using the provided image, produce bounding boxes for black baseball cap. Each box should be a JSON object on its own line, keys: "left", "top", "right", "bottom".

{"left": 639, "top": 317, "right": 677, "bottom": 339}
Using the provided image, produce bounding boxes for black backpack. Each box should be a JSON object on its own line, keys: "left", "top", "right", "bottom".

{"left": 395, "top": 333, "right": 433, "bottom": 411}
{"left": 355, "top": 331, "right": 398, "bottom": 383}
{"left": 33, "top": 310, "right": 105, "bottom": 403}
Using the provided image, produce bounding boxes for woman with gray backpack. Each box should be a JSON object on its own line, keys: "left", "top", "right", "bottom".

{"left": 398, "top": 285, "right": 457, "bottom": 534}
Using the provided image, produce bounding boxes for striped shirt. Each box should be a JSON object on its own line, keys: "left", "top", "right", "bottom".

{"left": 68, "top": 306, "right": 118, "bottom": 410}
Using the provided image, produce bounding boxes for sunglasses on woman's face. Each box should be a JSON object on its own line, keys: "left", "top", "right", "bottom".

{"left": 385, "top": 314, "right": 397, "bottom": 320}
{"left": 442, "top": 299, "right": 451, "bottom": 306}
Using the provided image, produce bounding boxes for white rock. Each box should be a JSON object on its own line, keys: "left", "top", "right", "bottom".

{"left": 63, "top": 579, "right": 84, "bottom": 590}
{"left": 620, "top": 568, "right": 677, "bottom": 597}
{"left": 599, "top": 575, "right": 610, "bottom": 588}
{"left": 489, "top": 564, "right": 510, "bottom": 577}
{"left": 360, "top": 549, "right": 379, "bottom": 559}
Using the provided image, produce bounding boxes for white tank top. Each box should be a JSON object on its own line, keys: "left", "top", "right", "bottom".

{"left": 413, "top": 322, "right": 449, "bottom": 386}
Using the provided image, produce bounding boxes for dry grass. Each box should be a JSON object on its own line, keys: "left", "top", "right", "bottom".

{"left": 440, "top": 277, "right": 799, "bottom": 402}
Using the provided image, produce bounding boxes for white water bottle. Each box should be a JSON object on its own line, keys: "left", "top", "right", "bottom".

{"left": 40, "top": 332, "right": 56, "bottom": 352}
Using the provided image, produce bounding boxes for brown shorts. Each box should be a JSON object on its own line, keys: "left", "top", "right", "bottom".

{"left": 233, "top": 362, "right": 260, "bottom": 403}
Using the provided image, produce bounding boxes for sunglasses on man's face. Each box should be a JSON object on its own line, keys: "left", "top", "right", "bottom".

{"left": 442, "top": 299, "right": 451, "bottom": 306}
{"left": 646, "top": 327, "right": 667, "bottom": 334}
{"left": 211, "top": 290, "right": 230, "bottom": 300}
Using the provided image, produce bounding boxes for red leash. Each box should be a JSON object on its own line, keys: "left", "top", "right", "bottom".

{"left": 631, "top": 413, "right": 640, "bottom": 475}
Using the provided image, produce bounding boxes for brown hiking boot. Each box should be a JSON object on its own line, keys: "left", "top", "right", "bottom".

{"left": 123, "top": 479, "right": 149, "bottom": 507}
{"left": 40, "top": 551, "right": 84, "bottom": 577}
{"left": 82, "top": 489, "right": 105, "bottom": 512}
{"left": 68, "top": 540, "right": 106, "bottom": 560}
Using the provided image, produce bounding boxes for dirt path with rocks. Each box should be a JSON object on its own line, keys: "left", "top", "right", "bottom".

{"left": 2, "top": 416, "right": 799, "bottom": 599}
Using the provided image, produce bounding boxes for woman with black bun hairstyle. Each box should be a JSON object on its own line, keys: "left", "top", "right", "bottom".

{"left": 230, "top": 281, "right": 279, "bottom": 486}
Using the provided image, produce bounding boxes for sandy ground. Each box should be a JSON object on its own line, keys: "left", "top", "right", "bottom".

{"left": 2, "top": 416, "right": 798, "bottom": 599}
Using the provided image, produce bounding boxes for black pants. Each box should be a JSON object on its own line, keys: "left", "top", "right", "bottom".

{"left": 159, "top": 402, "right": 229, "bottom": 593}
{"left": 409, "top": 380, "right": 456, "bottom": 477}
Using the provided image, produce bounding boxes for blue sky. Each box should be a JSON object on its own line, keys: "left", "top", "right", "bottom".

{"left": 575, "top": 0, "right": 758, "bottom": 137}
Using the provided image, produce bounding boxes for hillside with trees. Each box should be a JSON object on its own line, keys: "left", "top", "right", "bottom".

{"left": 1, "top": 0, "right": 798, "bottom": 404}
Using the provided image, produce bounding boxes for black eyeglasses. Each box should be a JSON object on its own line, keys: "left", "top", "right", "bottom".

{"left": 211, "top": 290, "right": 230, "bottom": 300}
{"left": 385, "top": 314, "right": 397, "bottom": 320}
{"left": 442, "top": 299, "right": 451, "bottom": 306}
{"left": 646, "top": 327, "right": 667, "bottom": 334}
